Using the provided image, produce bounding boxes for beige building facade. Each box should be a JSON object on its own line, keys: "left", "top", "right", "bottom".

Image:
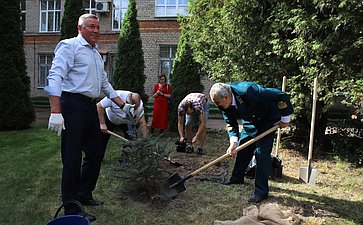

{"left": 22, "top": 0, "right": 214, "bottom": 101}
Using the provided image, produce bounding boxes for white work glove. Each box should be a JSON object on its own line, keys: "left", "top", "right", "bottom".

{"left": 48, "top": 113, "right": 65, "bottom": 136}
{"left": 122, "top": 103, "right": 135, "bottom": 114}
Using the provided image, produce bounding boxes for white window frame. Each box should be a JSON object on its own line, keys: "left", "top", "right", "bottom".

{"left": 155, "top": 0, "right": 188, "bottom": 17}
{"left": 20, "top": 0, "right": 26, "bottom": 31}
{"left": 39, "top": 0, "right": 61, "bottom": 32}
{"left": 84, "top": 0, "right": 96, "bottom": 14}
{"left": 38, "top": 54, "right": 54, "bottom": 88}
{"left": 112, "top": 0, "right": 129, "bottom": 31}
{"left": 159, "top": 45, "right": 177, "bottom": 82}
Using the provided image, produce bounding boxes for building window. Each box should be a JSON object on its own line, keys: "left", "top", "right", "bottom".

{"left": 20, "top": 0, "right": 26, "bottom": 31}
{"left": 112, "top": 0, "right": 129, "bottom": 30}
{"left": 84, "top": 0, "right": 96, "bottom": 14}
{"left": 38, "top": 54, "right": 54, "bottom": 88}
{"left": 159, "top": 45, "right": 177, "bottom": 81}
{"left": 40, "top": 0, "right": 61, "bottom": 32}
{"left": 155, "top": 0, "right": 188, "bottom": 17}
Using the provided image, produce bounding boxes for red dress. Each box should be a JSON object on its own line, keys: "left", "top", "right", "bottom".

{"left": 151, "top": 83, "right": 171, "bottom": 129}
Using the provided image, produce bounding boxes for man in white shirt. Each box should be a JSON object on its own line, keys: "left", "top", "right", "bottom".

{"left": 44, "top": 14, "right": 133, "bottom": 221}
{"left": 97, "top": 90, "right": 147, "bottom": 159}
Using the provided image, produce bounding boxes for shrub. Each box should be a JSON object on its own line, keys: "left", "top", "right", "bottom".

{"left": 0, "top": 1, "right": 35, "bottom": 130}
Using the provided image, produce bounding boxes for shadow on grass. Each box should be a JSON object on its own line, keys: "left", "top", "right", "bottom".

{"left": 272, "top": 186, "right": 363, "bottom": 224}
{"left": 270, "top": 174, "right": 302, "bottom": 184}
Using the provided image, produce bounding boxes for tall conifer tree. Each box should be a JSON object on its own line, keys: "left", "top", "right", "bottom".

{"left": 169, "top": 30, "right": 204, "bottom": 131}
{"left": 0, "top": 0, "right": 35, "bottom": 130}
{"left": 113, "top": 0, "right": 148, "bottom": 104}
{"left": 60, "top": 0, "right": 83, "bottom": 40}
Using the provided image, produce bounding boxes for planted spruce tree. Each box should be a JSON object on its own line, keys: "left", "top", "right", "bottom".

{"left": 60, "top": 0, "right": 84, "bottom": 40}
{"left": 169, "top": 30, "right": 204, "bottom": 131}
{"left": 0, "top": 1, "right": 35, "bottom": 130}
{"left": 118, "top": 131, "right": 172, "bottom": 203}
{"left": 112, "top": 0, "right": 148, "bottom": 105}
{"left": 112, "top": 0, "right": 170, "bottom": 201}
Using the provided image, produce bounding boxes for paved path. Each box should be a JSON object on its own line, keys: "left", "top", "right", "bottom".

{"left": 146, "top": 115, "right": 226, "bottom": 130}
{"left": 35, "top": 107, "right": 227, "bottom": 130}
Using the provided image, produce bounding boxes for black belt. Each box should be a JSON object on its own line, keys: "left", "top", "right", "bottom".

{"left": 62, "top": 91, "right": 98, "bottom": 103}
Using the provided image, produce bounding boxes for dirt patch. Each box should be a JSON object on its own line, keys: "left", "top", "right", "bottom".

{"left": 149, "top": 150, "right": 230, "bottom": 210}
{"left": 163, "top": 153, "right": 229, "bottom": 183}
{"left": 157, "top": 129, "right": 232, "bottom": 191}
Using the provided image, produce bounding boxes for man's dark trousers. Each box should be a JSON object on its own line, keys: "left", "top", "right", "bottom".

{"left": 61, "top": 93, "right": 103, "bottom": 214}
{"left": 230, "top": 123, "right": 275, "bottom": 197}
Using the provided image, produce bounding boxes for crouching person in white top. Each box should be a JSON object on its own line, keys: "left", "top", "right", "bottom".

{"left": 97, "top": 90, "right": 148, "bottom": 161}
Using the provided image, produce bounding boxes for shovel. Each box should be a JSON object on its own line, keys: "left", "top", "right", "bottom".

{"left": 271, "top": 76, "right": 287, "bottom": 179}
{"left": 160, "top": 125, "right": 279, "bottom": 198}
{"left": 299, "top": 78, "right": 318, "bottom": 184}
{"left": 106, "top": 130, "right": 130, "bottom": 142}
{"left": 106, "top": 130, "right": 183, "bottom": 167}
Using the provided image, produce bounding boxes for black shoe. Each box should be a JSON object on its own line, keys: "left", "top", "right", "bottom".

{"left": 196, "top": 148, "right": 204, "bottom": 156}
{"left": 248, "top": 195, "right": 268, "bottom": 203}
{"left": 223, "top": 179, "right": 244, "bottom": 185}
{"left": 81, "top": 198, "right": 104, "bottom": 206}
{"left": 175, "top": 140, "right": 186, "bottom": 152}
{"left": 186, "top": 146, "right": 194, "bottom": 154}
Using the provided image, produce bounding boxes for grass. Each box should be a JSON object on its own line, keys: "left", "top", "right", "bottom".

{"left": 0, "top": 122, "right": 362, "bottom": 225}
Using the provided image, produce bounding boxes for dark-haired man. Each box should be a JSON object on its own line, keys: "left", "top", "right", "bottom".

{"left": 177, "top": 93, "right": 209, "bottom": 155}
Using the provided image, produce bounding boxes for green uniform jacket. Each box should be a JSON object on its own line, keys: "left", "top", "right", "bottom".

{"left": 221, "top": 82, "right": 294, "bottom": 140}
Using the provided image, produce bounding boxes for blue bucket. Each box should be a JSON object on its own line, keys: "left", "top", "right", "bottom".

{"left": 46, "top": 200, "right": 90, "bottom": 225}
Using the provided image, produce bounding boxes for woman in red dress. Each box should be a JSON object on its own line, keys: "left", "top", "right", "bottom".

{"left": 151, "top": 74, "right": 171, "bottom": 134}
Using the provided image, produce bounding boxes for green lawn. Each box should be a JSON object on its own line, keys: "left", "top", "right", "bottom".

{"left": 0, "top": 123, "right": 362, "bottom": 225}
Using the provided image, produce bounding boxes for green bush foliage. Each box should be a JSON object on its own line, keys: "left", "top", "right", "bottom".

{"left": 337, "top": 79, "right": 363, "bottom": 120}
{"left": 0, "top": 1, "right": 35, "bottom": 130}
{"left": 183, "top": 0, "right": 363, "bottom": 146}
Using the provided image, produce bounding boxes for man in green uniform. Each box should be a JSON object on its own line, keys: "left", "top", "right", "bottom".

{"left": 210, "top": 82, "right": 293, "bottom": 203}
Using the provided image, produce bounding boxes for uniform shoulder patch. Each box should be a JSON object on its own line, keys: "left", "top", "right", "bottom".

{"left": 278, "top": 101, "right": 288, "bottom": 109}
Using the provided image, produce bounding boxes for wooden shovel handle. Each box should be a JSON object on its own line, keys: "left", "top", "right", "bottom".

{"left": 274, "top": 76, "right": 287, "bottom": 156}
{"left": 308, "top": 78, "right": 318, "bottom": 165}
{"left": 106, "top": 130, "right": 130, "bottom": 142}
{"left": 191, "top": 125, "right": 279, "bottom": 176}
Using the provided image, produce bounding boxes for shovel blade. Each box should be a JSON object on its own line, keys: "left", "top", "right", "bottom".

{"left": 299, "top": 167, "right": 318, "bottom": 184}
{"left": 164, "top": 157, "right": 183, "bottom": 167}
{"left": 159, "top": 173, "right": 186, "bottom": 198}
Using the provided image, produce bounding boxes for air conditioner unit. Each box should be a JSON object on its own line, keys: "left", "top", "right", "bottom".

{"left": 95, "top": 2, "right": 109, "bottom": 13}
